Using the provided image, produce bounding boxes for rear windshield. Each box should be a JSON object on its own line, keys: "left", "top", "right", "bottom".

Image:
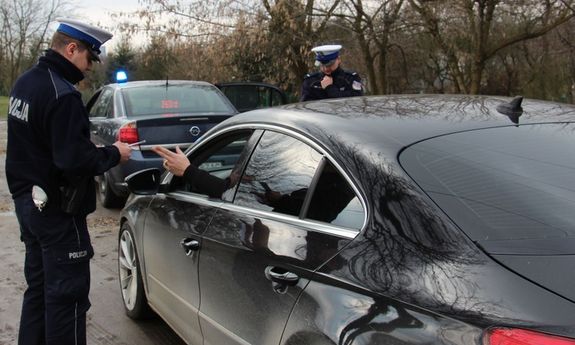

{"left": 400, "top": 123, "right": 575, "bottom": 247}
{"left": 121, "top": 84, "right": 235, "bottom": 116}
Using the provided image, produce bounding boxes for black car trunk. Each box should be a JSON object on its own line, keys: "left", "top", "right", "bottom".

{"left": 491, "top": 250, "right": 575, "bottom": 304}
{"left": 478, "top": 233, "right": 575, "bottom": 305}
{"left": 399, "top": 123, "right": 575, "bottom": 305}
{"left": 133, "top": 114, "right": 231, "bottom": 157}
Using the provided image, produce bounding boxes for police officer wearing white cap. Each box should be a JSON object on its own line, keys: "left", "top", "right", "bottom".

{"left": 5, "top": 18, "right": 131, "bottom": 345}
{"left": 300, "top": 44, "right": 364, "bottom": 102}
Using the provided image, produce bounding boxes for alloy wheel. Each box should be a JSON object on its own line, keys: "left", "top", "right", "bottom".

{"left": 119, "top": 229, "right": 138, "bottom": 310}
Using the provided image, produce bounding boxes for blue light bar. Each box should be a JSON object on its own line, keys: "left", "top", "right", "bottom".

{"left": 116, "top": 70, "right": 128, "bottom": 83}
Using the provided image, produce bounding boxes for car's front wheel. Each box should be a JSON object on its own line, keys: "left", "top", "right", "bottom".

{"left": 118, "top": 223, "right": 152, "bottom": 319}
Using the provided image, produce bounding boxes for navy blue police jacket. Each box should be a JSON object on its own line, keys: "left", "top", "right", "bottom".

{"left": 5, "top": 49, "right": 120, "bottom": 215}
{"left": 300, "top": 67, "right": 363, "bottom": 102}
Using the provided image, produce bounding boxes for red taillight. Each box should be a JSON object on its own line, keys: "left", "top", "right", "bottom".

{"left": 118, "top": 122, "right": 139, "bottom": 144}
{"left": 486, "top": 328, "right": 575, "bottom": 345}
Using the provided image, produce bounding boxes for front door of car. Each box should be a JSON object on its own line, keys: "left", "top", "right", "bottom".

{"left": 142, "top": 193, "right": 215, "bottom": 344}
{"left": 87, "top": 87, "right": 115, "bottom": 146}
{"left": 197, "top": 130, "right": 362, "bottom": 345}
{"left": 143, "top": 128, "right": 262, "bottom": 344}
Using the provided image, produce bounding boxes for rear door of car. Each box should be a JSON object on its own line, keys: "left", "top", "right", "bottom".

{"left": 197, "top": 129, "right": 365, "bottom": 345}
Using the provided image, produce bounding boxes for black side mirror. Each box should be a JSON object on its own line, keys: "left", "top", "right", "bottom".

{"left": 125, "top": 168, "right": 162, "bottom": 195}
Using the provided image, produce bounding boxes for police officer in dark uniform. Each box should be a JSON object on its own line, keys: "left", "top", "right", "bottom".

{"left": 300, "top": 44, "right": 364, "bottom": 102}
{"left": 5, "top": 18, "right": 131, "bottom": 345}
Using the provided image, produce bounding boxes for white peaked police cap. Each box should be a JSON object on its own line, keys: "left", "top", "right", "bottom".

{"left": 56, "top": 18, "right": 113, "bottom": 61}
{"left": 312, "top": 44, "right": 342, "bottom": 67}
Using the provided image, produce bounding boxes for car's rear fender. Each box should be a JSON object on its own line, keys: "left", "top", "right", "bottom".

{"left": 281, "top": 279, "right": 483, "bottom": 345}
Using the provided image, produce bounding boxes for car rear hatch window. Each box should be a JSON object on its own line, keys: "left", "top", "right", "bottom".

{"left": 399, "top": 123, "right": 575, "bottom": 255}
{"left": 121, "top": 83, "right": 235, "bottom": 116}
{"left": 120, "top": 84, "right": 236, "bottom": 156}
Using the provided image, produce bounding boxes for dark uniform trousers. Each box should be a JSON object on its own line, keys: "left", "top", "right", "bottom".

{"left": 15, "top": 194, "right": 93, "bottom": 345}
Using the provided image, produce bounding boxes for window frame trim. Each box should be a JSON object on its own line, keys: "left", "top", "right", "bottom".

{"left": 298, "top": 156, "right": 327, "bottom": 219}
{"left": 160, "top": 122, "right": 369, "bottom": 234}
{"left": 164, "top": 190, "right": 359, "bottom": 239}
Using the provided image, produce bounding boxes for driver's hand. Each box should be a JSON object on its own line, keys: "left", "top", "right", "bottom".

{"left": 152, "top": 145, "right": 190, "bottom": 176}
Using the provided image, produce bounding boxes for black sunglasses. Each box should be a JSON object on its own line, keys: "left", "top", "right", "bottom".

{"left": 77, "top": 41, "right": 100, "bottom": 62}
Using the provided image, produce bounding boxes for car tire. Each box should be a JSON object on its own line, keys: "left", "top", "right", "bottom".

{"left": 98, "top": 173, "right": 126, "bottom": 209}
{"left": 118, "top": 223, "right": 152, "bottom": 319}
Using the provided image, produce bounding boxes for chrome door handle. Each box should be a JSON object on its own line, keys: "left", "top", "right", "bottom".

{"left": 180, "top": 238, "right": 200, "bottom": 256}
{"left": 265, "top": 266, "right": 299, "bottom": 294}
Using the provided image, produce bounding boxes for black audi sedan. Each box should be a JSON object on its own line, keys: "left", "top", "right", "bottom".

{"left": 87, "top": 80, "right": 238, "bottom": 208}
{"left": 118, "top": 94, "right": 575, "bottom": 345}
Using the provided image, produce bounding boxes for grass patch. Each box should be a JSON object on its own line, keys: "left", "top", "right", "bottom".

{"left": 0, "top": 96, "right": 8, "bottom": 120}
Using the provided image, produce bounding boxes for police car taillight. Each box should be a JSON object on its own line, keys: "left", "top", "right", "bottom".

{"left": 485, "top": 328, "right": 575, "bottom": 345}
{"left": 118, "top": 122, "right": 139, "bottom": 144}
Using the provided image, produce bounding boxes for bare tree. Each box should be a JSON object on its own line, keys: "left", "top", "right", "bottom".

{"left": 408, "top": 0, "right": 575, "bottom": 94}
{"left": 261, "top": 0, "right": 342, "bottom": 92}
{"left": 0, "top": 0, "right": 70, "bottom": 93}
{"left": 126, "top": 0, "right": 248, "bottom": 42}
{"left": 334, "top": 0, "right": 405, "bottom": 95}
{"left": 108, "top": 0, "right": 575, "bottom": 102}
{"left": 126, "top": 0, "right": 343, "bottom": 96}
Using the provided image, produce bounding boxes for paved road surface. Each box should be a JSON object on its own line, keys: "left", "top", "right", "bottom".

{"left": 0, "top": 121, "right": 186, "bottom": 345}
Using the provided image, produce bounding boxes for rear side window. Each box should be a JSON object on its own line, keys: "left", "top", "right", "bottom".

{"left": 306, "top": 160, "right": 364, "bottom": 229}
{"left": 121, "top": 84, "right": 234, "bottom": 116}
{"left": 400, "top": 123, "right": 575, "bottom": 247}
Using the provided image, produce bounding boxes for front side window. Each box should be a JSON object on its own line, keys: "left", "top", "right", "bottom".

{"left": 269, "top": 89, "right": 284, "bottom": 106}
{"left": 234, "top": 131, "right": 323, "bottom": 217}
{"left": 170, "top": 130, "right": 261, "bottom": 200}
{"left": 88, "top": 88, "right": 113, "bottom": 117}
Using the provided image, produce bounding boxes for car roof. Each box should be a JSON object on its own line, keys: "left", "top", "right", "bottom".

{"left": 223, "top": 94, "right": 575, "bottom": 155}
{"left": 106, "top": 80, "right": 216, "bottom": 89}
{"left": 215, "top": 81, "right": 283, "bottom": 90}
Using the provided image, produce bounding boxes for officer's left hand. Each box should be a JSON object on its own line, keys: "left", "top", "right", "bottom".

{"left": 321, "top": 75, "right": 333, "bottom": 89}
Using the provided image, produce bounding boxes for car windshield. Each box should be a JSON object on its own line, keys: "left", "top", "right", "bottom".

{"left": 400, "top": 123, "right": 575, "bottom": 248}
{"left": 121, "top": 84, "right": 234, "bottom": 116}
